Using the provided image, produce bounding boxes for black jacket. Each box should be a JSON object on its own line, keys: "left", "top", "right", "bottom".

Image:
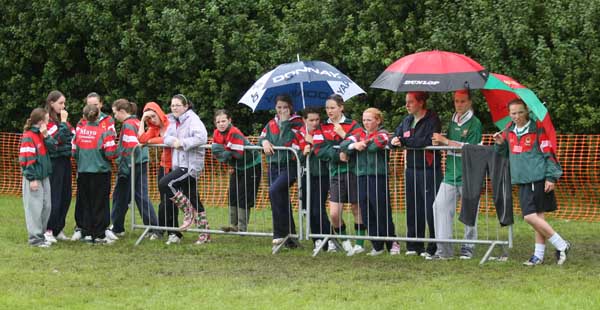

{"left": 392, "top": 109, "right": 442, "bottom": 169}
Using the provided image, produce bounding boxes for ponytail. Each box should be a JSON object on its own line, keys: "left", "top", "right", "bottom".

{"left": 23, "top": 108, "right": 48, "bottom": 132}
{"left": 112, "top": 98, "right": 137, "bottom": 115}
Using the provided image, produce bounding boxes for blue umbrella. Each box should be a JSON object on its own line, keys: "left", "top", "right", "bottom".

{"left": 239, "top": 60, "right": 366, "bottom": 111}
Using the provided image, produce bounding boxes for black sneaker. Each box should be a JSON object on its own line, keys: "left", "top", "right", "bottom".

{"left": 555, "top": 241, "right": 571, "bottom": 265}
{"left": 459, "top": 247, "right": 473, "bottom": 260}
{"left": 523, "top": 255, "right": 543, "bottom": 266}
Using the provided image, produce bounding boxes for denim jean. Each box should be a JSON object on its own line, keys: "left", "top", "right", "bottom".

{"left": 111, "top": 162, "right": 159, "bottom": 234}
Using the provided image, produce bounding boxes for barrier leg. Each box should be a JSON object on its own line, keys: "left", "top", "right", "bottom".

{"left": 312, "top": 236, "right": 330, "bottom": 257}
{"left": 272, "top": 236, "right": 290, "bottom": 254}
{"left": 134, "top": 227, "right": 151, "bottom": 246}
{"left": 479, "top": 241, "right": 497, "bottom": 265}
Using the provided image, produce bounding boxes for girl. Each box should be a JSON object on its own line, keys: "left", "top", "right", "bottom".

{"left": 313, "top": 94, "right": 365, "bottom": 256}
{"left": 44, "top": 90, "right": 74, "bottom": 242}
{"left": 72, "top": 104, "right": 117, "bottom": 244}
{"left": 20, "top": 108, "right": 57, "bottom": 247}
{"left": 212, "top": 109, "right": 262, "bottom": 232}
{"left": 341, "top": 108, "right": 400, "bottom": 256}
{"left": 300, "top": 108, "right": 332, "bottom": 253}
{"left": 494, "top": 99, "right": 569, "bottom": 265}
{"left": 110, "top": 99, "right": 160, "bottom": 239}
{"left": 138, "top": 102, "right": 174, "bottom": 242}
{"left": 390, "top": 91, "right": 441, "bottom": 257}
{"left": 259, "top": 94, "right": 304, "bottom": 248}
{"left": 72, "top": 92, "right": 117, "bottom": 241}
{"left": 158, "top": 94, "right": 210, "bottom": 245}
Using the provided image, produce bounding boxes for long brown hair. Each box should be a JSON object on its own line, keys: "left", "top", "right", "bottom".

{"left": 24, "top": 108, "right": 48, "bottom": 131}
{"left": 45, "top": 90, "right": 64, "bottom": 123}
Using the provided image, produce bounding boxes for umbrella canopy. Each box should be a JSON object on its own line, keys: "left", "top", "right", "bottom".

{"left": 482, "top": 73, "right": 557, "bottom": 151}
{"left": 370, "top": 50, "right": 489, "bottom": 92}
{"left": 239, "top": 60, "right": 366, "bottom": 111}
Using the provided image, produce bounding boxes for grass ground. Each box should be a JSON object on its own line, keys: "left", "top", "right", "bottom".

{"left": 1, "top": 195, "right": 598, "bottom": 309}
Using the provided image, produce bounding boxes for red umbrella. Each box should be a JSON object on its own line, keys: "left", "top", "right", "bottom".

{"left": 371, "top": 50, "right": 489, "bottom": 92}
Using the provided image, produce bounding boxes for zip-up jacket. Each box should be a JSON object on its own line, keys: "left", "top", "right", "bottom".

{"left": 496, "top": 120, "right": 562, "bottom": 184}
{"left": 19, "top": 127, "right": 57, "bottom": 180}
{"left": 392, "top": 109, "right": 442, "bottom": 169}
{"left": 313, "top": 116, "right": 362, "bottom": 176}
{"left": 258, "top": 115, "right": 304, "bottom": 165}
{"left": 138, "top": 102, "right": 172, "bottom": 171}
{"left": 116, "top": 115, "right": 149, "bottom": 176}
{"left": 299, "top": 125, "right": 329, "bottom": 177}
{"left": 212, "top": 124, "right": 261, "bottom": 171}
{"left": 341, "top": 127, "right": 390, "bottom": 176}
{"left": 163, "top": 109, "right": 207, "bottom": 176}
{"left": 72, "top": 119, "right": 118, "bottom": 173}
{"left": 47, "top": 119, "right": 74, "bottom": 158}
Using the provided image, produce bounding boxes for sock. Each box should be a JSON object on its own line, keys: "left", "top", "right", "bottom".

{"left": 534, "top": 243, "right": 545, "bottom": 260}
{"left": 340, "top": 224, "right": 347, "bottom": 236}
{"left": 333, "top": 224, "right": 347, "bottom": 236}
{"left": 549, "top": 233, "right": 567, "bottom": 251}
{"left": 355, "top": 223, "right": 366, "bottom": 247}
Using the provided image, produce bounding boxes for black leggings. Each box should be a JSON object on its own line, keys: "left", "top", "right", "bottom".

{"left": 158, "top": 167, "right": 204, "bottom": 237}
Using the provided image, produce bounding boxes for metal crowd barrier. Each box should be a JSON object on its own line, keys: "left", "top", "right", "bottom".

{"left": 306, "top": 145, "right": 513, "bottom": 265}
{"left": 129, "top": 144, "right": 303, "bottom": 254}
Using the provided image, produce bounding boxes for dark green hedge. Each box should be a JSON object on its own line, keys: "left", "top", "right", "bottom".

{"left": 1, "top": 0, "right": 599, "bottom": 134}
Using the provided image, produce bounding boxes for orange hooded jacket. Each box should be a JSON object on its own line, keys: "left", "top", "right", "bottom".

{"left": 138, "top": 102, "right": 172, "bottom": 171}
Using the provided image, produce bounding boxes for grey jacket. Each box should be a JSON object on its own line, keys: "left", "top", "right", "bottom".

{"left": 163, "top": 109, "right": 207, "bottom": 177}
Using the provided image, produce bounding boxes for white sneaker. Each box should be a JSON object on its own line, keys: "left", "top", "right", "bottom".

{"left": 327, "top": 240, "right": 338, "bottom": 253}
{"left": 272, "top": 238, "right": 285, "bottom": 246}
{"left": 56, "top": 231, "right": 70, "bottom": 241}
{"left": 165, "top": 234, "right": 181, "bottom": 245}
{"left": 313, "top": 240, "right": 323, "bottom": 253}
{"left": 104, "top": 229, "right": 119, "bottom": 241}
{"left": 148, "top": 233, "right": 161, "bottom": 241}
{"left": 342, "top": 240, "right": 354, "bottom": 256}
{"left": 352, "top": 244, "right": 365, "bottom": 255}
{"left": 420, "top": 252, "right": 432, "bottom": 258}
{"left": 44, "top": 230, "right": 57, "bottom": 243}
{"left": 71, "top": 230, "right": 82, "bottom": 241}
{"left": 367, "top": 249, "right": 385, "bottom": 256}
{"left": 405, "top": 250, "right": 418, "bottom": 256}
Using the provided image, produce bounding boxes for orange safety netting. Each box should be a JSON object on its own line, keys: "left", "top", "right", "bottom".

{"left": 2, "top": 133, "right": 598, "bottom": 221}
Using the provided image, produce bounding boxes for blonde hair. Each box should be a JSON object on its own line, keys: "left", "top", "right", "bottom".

{"left": 363, "top": 107, "right": 384, "bottom": 125}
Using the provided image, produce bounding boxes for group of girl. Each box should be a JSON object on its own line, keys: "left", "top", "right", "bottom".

{"left": 21, "top": 88, "right": 570, "bottom": 265}
{"left": 20, "top": 91, "right": 211, "bottom": 246}
{"left": 20, "top": 90, "right": 395, "bottom": 256}
{"left": 259, "top": 94, "right": 397, "bottom": 255}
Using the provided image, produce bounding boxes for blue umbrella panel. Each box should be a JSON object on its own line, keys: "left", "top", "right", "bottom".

{"left": 239, "top": 61, "right": 366, "bottom": 111}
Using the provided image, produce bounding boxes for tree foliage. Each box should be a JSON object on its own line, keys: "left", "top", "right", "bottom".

{"left": 1, "top": 0, "right": 599, "bottom": 134}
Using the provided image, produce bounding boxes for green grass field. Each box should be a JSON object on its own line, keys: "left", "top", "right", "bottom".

{"left": 1, "top": 195, "right": 598, "bottom": 309}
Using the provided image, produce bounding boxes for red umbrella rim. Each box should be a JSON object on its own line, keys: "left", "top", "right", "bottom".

{"left": 385, "top": 50, "right": 486, "bottom": 74}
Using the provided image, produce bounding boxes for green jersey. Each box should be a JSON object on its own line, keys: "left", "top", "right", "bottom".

{"left": 443, "top": 110, "right": 482, "bottom": 185}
